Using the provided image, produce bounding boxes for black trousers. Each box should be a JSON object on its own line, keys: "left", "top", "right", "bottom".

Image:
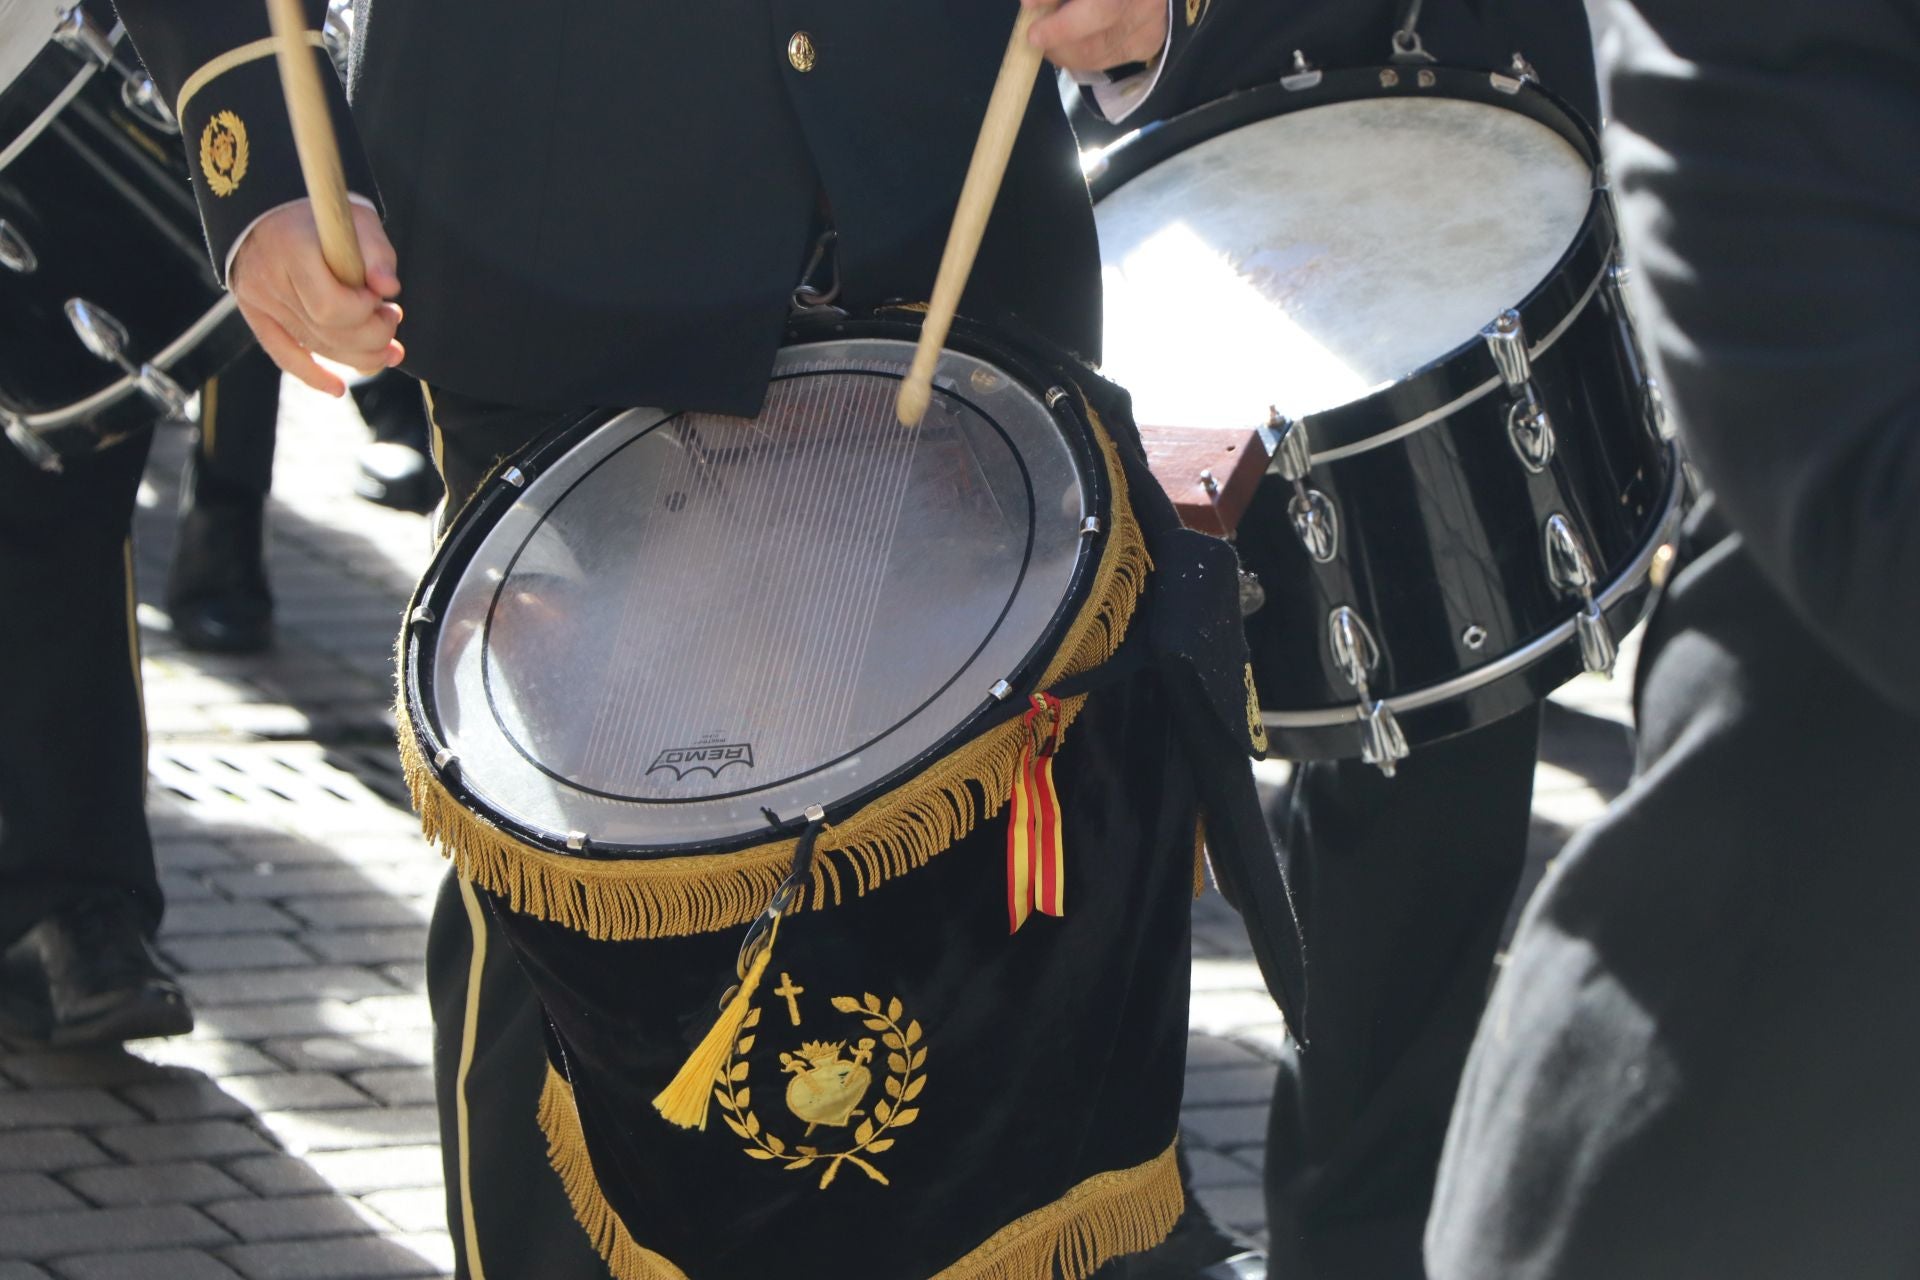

{"left": 1262, "top": 706, "right": 1539, "bottom": 1280}
{"left": 0, "top": 430, "right": 159, "bottom": 949}
{"left": 189, "top": 346, "right": 280, "bottom": 503}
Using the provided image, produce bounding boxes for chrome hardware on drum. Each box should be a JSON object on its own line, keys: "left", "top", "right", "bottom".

{"left": 1092, "top": 62, "right": 1683, "bottom": 770}
{"left": 392, "top": 316, "right": 1249, "bottom": 1280}
{"left": 0, "top": 0, "right": 251, "bottom": 470}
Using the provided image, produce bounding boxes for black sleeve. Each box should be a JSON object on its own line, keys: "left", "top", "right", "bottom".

{"left": 1605, "top": 0, "right": 1920, "bottom": 713}
{"left": 111, "top": 0, "right": 379, "bottom": 282}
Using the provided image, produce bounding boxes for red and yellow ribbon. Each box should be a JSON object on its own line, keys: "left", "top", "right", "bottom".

{"left": 1008, "top": 692, "right": 1066, "bottom": 933}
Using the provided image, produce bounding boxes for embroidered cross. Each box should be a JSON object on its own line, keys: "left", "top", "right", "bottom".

{"left": 774, "top": 972, "right": 806, "bottom": 1026}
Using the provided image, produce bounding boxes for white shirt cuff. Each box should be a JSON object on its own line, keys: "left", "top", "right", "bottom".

{"left": 1069, "top": 0, "right": 1176, "bottom": 125}
{"left": 223, "top": 193, "right": 379, "bottom": 284}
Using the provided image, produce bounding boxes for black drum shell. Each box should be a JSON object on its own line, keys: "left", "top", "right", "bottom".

{"left": 1091, "top": 66, "right": 1680, "bottom": 760}
{"left": 0, "top": 8, "right": 250, "bottom": 453}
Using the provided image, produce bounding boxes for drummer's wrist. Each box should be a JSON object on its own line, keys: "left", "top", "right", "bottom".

{"left": 224, "top": 193, "right": 378, "bottom": 286}
{"left": 1070, "top": 0, "right": 1174, "bottom": 123}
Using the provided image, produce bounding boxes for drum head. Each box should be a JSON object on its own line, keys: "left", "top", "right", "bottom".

{"left": 417, "top": 337, "right": 1096, "bottom": 853}
{"left": 1096, "top": 92, "right": 1593, "bottom": 431}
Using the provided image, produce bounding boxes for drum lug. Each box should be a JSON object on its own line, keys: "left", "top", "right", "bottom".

{"left": 1544, "top": 515, "right": 1617, "bottom": 676}
{"left": 565, "top": 831, "right": 588, "bottom": 852}
{"left": 1482, "top": 310, "right": 1531, "bottom": 391}
{"left": 1262, "top": 410, "right": 1312, "bottom": 482}
{"left": 1506, "top": 398, "right": 1556, "bottom": 472}
{"left": 1288, "top": 488, "right": 1339, "bottom": 562}
{"left": 3, "top": 413, "right": 64, "bottom": 474}
{"left": 64, "top": 297, "right": 192, "bottom": 419}
{"left": 53, "top": 5, "right": 114, "bottom": 67}
{"left": 1328, "top": 606, "right": 1379, "bottom": 690}
{"left": 990, "top": 679, "right": 1015, "bottom": 702}
{"left": 0, "top": 221, "right": 37, "bottom": 274}
{"left": 120, "top": 75, "right": 179, "bottom": 135}
{"left": 410, "top": 605, "right": 436, "bottom": 626}
{"left": 1280, "top": 50, "right": 1323, "bottom": 91}
{"left": 1360, "top": 700, "right": 1409, "bottom": 777}
{"left": 502, "top": 466, "right": 527, "bottom": 488}
{"left": 1646, "top": 375, "right": 1673, "bottom": 440}
{"left": 1079, "top": 515, "right": 1102, "bottom": 536}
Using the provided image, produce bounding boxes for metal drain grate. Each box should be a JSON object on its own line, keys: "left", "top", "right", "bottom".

{"left": 150, "top": 742, "right": 409, "bottom": 814}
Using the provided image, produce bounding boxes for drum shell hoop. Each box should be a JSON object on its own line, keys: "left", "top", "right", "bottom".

{"left": 396, "top": 317, "right": 1150, "bottom": 941}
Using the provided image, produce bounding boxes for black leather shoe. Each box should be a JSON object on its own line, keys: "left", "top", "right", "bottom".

{"left": 354, "top": 440, "right": 443, "bottom": 514}
{"left": 166, "top": 462, "right": 272, "bottom": 654}
{"left": 21, "top": 893, "right": 193, "bottom": 1046}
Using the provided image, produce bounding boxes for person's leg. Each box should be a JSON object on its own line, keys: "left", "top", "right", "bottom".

{"left": 1428, "top": 531, "right": 1920, "bottom": 1280}
{"left": 0, "top": 428, "right": 190, "bottom": 1044}
{"left": 1263, "top": 705, "right": 1541, "bottom": 1280}
{"left": 168, "top": 346, "right": 279, "bottom": 652}
{"left": 351, "top": 369, "right": 442, "bottom": 514}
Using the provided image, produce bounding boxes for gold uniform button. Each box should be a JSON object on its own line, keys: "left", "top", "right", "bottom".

{"left": 787, "top": 31, "right": 816, "bottom": 72}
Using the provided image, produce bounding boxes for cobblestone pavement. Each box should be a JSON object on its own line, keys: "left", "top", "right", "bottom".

{"left": 0, "top": 382, "right": 1637, "bottom": 1278}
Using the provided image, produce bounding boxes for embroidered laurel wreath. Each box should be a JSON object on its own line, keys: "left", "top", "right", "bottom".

{"left": 714, "top": 994, "right": 929, "bottom": 1189}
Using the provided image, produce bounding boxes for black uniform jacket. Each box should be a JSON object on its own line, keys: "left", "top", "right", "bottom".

{"left": 113, "top": 0, "right": 1212, "bottom": 416}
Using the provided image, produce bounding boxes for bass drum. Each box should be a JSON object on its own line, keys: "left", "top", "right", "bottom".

{"left": 1092, "top": 64, "right": 1683, "bottom": 769}
{"left": 0, "top": 0, "right": 251, "bottom": 470}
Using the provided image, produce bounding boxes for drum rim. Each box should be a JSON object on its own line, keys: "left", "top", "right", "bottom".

{"left": 1089, "top": 64, "right": 1615, "bottom": 462}
{"left": 1257, "top": 443, "right": 1684, "bottom": 731}
{"left": 0, "top": 12, "right": 121, "bottom": 173}
{"left": 401, "top": 314, "right": 1115, "bottom": 862}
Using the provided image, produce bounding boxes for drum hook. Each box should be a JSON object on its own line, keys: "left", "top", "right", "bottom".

{"left": 791, "top": 229, "right": 845, "bottom": 317}
{"left": 1390, "top": 0, "right": 1437, "bottom": 63}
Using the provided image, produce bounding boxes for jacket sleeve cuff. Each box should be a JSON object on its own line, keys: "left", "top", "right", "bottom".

{"left": 1073, "top": 0, "right": 1207, "bottom": 125}
{"left": 175, "top": 41, "right": 379, "bottom": 285}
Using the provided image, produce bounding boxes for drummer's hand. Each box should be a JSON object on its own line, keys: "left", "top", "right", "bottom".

{"left": 229, "top": 199, "right": 404, "bottom": 398}
{"left": 1023, "top": 0, "right": 1168, "bottom": 73}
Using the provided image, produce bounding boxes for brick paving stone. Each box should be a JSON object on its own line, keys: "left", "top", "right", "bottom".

{"left": 1189, "top": 990, "right": 1291, "bottom": 1036}
{"left": 344, "top": 1071, "right": 432, "bottom": 1108}
{"left": 1182, "top": 1147, "right": 1261, "bottom": 1191}
{"left": 208, "top": 870, "right": 392, "bottom": 903}
{"left": 346, "top": 998, "right": 432, "bottom": 1034}
{"left": 219, "top": 1234, "right": 443, "bottom": 1279}
{"left": 254, "top": 1107, "right": 438, "bottom": 1156}
{"left": 125, "top": 1042, "right": 284, "bottom": 1080}
{"left": 259, "top": 1034, "right": 429, "bottom": 1075}
{"left": 50, "top": 1249, "right": 244, "bottom": 1280}
{"left": 0, "top": 1091, "right": 143, "bottom": 1130}
{"left": 294, "top": 1146, "right": 444, "bottom": 1196}
{"left": 0, "top": 1052, "right": 175, "bottom": 1091}
{"left": 202, "top": 1195, "right": 385, "bottom": 1242}
{"left": 160, "top": 904, "right": 303, "bottom": 938}
{"left": 1179, "top": 1105, "right": 1270, "bottom": 1152}
{"left": 152, "top": 842, "right": 243, "bottom": 873}
{"left": 157, "top": 874, "right": 220, "bottom": 903}
{"left": 0, "top": 1132, "right": 108, "bottom": 1173}
{"left": 179, "top": 969, "right": 398, "bottom": 1009}
{"left": 0, "top": 1174, "right": 84, "bottom": 1214}
{"left": 352, "top": 1191, "right": 444, "bottom": 1236}
{"left": 159, "top": 939, "right": 316, "bottom": 975}
{"left": 218, "top": 1157, "right": 333, "bottom": 1199}
{"left": 94, "top": 1121, "right": 274, "bottom": 1164}
{"left": 278, "top": 898, "right": 430, "bottom": 932}
{"left": 295, "top": 933, "right": 427, "bottom": 968}
{"left": 1189, "top": 958, "right": 1267, "bottom": 992}
{"left": 1193, "top": 1183, "right": 1268, "bottom": 1243}
{"left": 0, "top": 1263, "right": 54, "bottom": 1279}
{"left": 1184, "top": 1035, "right": 1272, "bottom": 1072}
{"left": 123, "top": 1074, "right": 368, "bottom": 1122}
{"left": 1180, "top": 1065, "right": 1278, "bottom": 1107}
{"left": 0, "top": 1206, "right": 230, "bottom": 1259}
{"left": 60, "top": 1162, "right": 248, "bottom": 1207}
{"left": 188, "top": 1002, "right": 374, "bottom": 1044}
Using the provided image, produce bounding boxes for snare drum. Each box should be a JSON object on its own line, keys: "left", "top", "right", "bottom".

{"left": 394, "top": 314, "right": 1242, "bottom": 1279}
{"left": 0, "top": 0, "right": 251, "bottom": 470}
{"left": 1093, "top": 65, "right": 1684, "bottom": 770}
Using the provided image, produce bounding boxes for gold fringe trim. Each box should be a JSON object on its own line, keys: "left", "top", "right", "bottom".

{"left": 1193, "top": 816, "right": 1210, "bottom": 900}
{"left": 931, "top": 1139, "right": 1183, "bottom": 1280}
{"left": 398, "top": 402, "right": 1151, "bottom": 942}
{"left": 539, "top": 1067, "right": 691, "bottom": 1280}
{"left": 539, "top": 1064, "right": 1180, "bottom": 1280}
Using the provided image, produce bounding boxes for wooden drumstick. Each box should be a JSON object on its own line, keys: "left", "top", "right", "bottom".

{"left": 265, "top": 0, "right": 365, "bottom": 287}
{"left": 896, "top": 3, "right": 1055, "bottom": 427}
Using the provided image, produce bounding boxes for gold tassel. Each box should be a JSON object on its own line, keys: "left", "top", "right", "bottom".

{"left": 395, "top": 392, "right": 1151, "bottom": 944}
{"left": 651, "top": 924, "right": 777, "bottom": 1131}
{"left": 1193, "top": 815, "right": 1210, "bottom": 900}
